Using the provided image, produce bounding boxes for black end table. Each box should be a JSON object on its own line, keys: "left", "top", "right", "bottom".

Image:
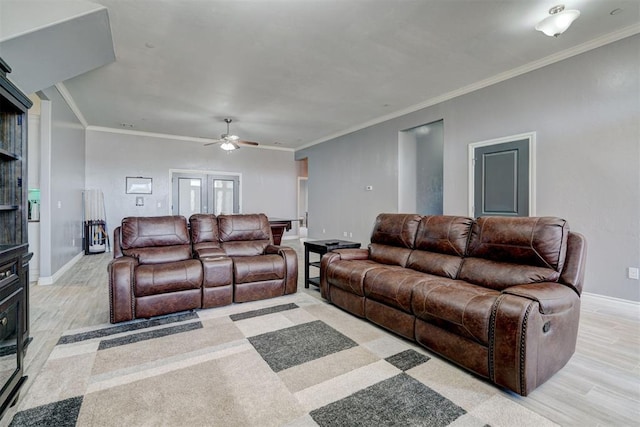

{"left": 304, "top": 239, "right": 361, "bottom": 288}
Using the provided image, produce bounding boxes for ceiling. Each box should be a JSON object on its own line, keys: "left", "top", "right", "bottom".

{"left": 5, "top": 1, "right": 640, "bottom": 150}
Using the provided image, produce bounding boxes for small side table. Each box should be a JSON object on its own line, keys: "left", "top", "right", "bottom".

{"left": 304, "top": 239, "right": 361, "bottom": 288}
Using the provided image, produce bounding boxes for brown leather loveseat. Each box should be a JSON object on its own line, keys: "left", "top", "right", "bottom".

{"left": 108, "top": 213, "right": 298, "bottom": 323}
{"left": 320, "top": 213, "right": 586, "bottom": 396}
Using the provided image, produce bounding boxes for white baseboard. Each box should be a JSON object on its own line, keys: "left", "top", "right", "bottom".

{"left": 282, "top": 235, "right": 299, "bottom": 241}
{"left": 29, "top": 268, "right": 39, "bottom": 284}
{"left": 582, "top": 291, "right": 640, "bottom": 307}
{"left": 38, "top": 251, "right": 84, "bottom": 286}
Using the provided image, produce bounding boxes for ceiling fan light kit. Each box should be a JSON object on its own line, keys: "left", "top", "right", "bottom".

{"left": 204, "top": 118, "right": 260, "bottom": 151}
{"left": 220, "top": 141, "right": 240, "bottom": 151}
{"left": 536, "top": 4, "right": 580, "bottom": 37}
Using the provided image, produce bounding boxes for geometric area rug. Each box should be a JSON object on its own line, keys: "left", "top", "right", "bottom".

{"left": 10, "top": 293, "right": 557, "bottom": 426}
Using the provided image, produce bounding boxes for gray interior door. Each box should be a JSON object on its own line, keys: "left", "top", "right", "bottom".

{"left": 474, "top": 139, "right": 529, "bottom": 217}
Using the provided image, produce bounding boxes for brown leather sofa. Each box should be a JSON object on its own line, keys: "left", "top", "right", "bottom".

{"left": 192, "top": 213, "right": 298, "bottom": 303}
{"left": 320, "top": 213, "right": 587, "bottom": 396}
{"left": 108, "top": 214, "right": 297, "bottom": 323}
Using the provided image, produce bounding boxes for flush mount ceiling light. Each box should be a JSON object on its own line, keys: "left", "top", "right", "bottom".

{"left": 535, "top": 4, "right": 580, "bottom": 37}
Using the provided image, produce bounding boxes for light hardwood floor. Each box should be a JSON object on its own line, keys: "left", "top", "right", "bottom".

{"left": 3, "top": 240, "right": 639, "bottom": 426}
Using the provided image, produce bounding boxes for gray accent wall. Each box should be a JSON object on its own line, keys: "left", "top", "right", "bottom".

{"left": 85, "top": 131, "right": 298, "bottom": 239}
{"left": 297, "top": 35, "right": 640, "bottom": 302}
{"left": 39, "top": 86, "right": 86, "bottom": 277}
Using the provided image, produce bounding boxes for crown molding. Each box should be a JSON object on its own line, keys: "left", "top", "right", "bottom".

{"left": 54, "top": 82, "right": 89, "bottom": 128}
{"left": 86, "top": 126, "right": 295, "bottom": 151}
{"left": 296, "top": 24, "right": 640, "bottom": 151}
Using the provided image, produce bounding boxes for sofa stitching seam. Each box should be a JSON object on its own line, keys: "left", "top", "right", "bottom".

{"left": 488, "top": 295, "right": 502, "bottom": 382}
{"left": 519, "top": 302, "right": 534, "bottom": 395}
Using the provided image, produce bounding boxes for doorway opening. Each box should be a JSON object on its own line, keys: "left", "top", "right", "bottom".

{"left": 296, "top": 158, "right": 308, "bottom": 239}
{"left": 398, "top": 120, "right": 444, "bottom": 215}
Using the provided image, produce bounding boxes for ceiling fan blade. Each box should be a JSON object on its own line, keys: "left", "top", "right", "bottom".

{"left": 204, "top": 139, "right": 223, "bottom": 146}
{"left": 237, "top": 140, "right": 259, "bottom": 146}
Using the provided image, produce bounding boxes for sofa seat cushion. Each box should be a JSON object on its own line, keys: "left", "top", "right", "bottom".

{"left": 412, "top": 280, "right": 499, "bottom": 345}
{"left": 233, "top": 255, "right": 285, "bottom": 284}
{"left": 325, "top": 260, "right": 391, "bottom": 297}
{"left": 364, "top": 269, "right": 439, "bottom": 313}
{"left": 134, "top": 259, "right": 203, "bottom": 297}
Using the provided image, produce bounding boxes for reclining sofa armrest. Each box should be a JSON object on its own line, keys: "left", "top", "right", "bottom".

{"left": 319, "top": 248, "right": 370, "bottom": 299}
{"left": 502, "top": 282, "right": 579, "bottom": 315}
{"left": 113, "top": 226, "right": 123, "bottom": 258}
{"left": 200, "top": 256, "right": 233, "bottom": 288}
{"left": 193, "top": 247, "right": 226, "bottom": 259}
{"left": 108, "top": 256, "right": 138, "bottom": 323}
{"left": 489, "top": 287, "right": 580, "bottom": 396}
{"left": 331, "top": 248, "right": 370, "bottom": 260}
{"left": 265, "top": 245, "right": 298, "bottom": 295}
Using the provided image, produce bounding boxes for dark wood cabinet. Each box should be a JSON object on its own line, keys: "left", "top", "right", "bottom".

{"left": 0, "top": 244, "right": 28, "bottom": 418}
{"left": 0, "top": 57, "right": 32, "bottom": 419}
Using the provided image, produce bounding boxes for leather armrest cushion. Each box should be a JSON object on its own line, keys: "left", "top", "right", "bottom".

{"left": 502, "top": 282, "right": 579, "bottom": 315}
{"left": 330, "top": 248, "right": 370, "bottom": 260}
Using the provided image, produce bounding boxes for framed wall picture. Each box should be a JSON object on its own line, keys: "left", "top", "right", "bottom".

{"left": 126, "top": 177, "right": 153, "bottom": 194}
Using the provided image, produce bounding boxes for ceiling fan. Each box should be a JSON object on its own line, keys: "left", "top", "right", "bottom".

{"left": 204, "top": 118, "right": 259, "bottom": 151}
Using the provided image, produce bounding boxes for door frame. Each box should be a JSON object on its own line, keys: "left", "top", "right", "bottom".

{"left": 297, "top": 176, "right": 308, "bottom": 226}
{"left": 169, "top": 168, "right": 243, "bottom": 214}
{"left": 467, "top": 132, "right": 536, "bottom": 217}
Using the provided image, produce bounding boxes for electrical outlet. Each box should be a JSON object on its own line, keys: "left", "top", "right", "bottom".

{"left": 343, "top": 231, "right": 348, "bottom": 237}
{"left": 349, "top": 232, "right": 353, "bottom": 238}
{"left": 322, "top": 228, "right": 326, "bottom": 234}
{"left": 628, "top": 267, "right": 639, "bottom": 280}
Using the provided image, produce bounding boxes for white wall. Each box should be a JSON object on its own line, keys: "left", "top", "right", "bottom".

{"left": 39, "top": 86, "right": 86, "bottom": 277}
{"left": 85, "top": 130, "right": 298, "bottom": 238}
{"left": 297, "top": 35, "right": 640, "bottom": 302}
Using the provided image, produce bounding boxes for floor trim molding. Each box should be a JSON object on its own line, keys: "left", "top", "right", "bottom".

{"left": 38, "top": 251, "right": 84, "bottom": 286}
{"left": 582, "top": 291, "right": 639, "bottom": 307}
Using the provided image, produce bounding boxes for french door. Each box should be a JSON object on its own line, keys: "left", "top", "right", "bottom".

{"left": 171, "top": 172, "right": 240, "bottom": 217}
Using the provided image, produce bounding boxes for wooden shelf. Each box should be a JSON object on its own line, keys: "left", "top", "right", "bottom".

{"left": 0, "top": 148, "right": 19, "bottom": 161}
{"left": 308, "top": 277, "right": 321, "bottom": 287}
{"left": 0, "top": 205, "right": 19, "bottom": 211}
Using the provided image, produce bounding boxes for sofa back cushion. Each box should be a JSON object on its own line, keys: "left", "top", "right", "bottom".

{"left": 406, "top": 216, "right": 472, "bottom": 278}
{"left": 218, "top": 213, "right": 272, "bottom": 256}
{"left": 369, "top": 213, "right": 421, "bottom": 266}
{"left": 120, "top": 216, "right": 192, "bottom": 264}
{"left": 458, "top": 216, "right": 569, "bottom": 290}
{"left": 189, "top": 214, "right": 220, "bottom": 245}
